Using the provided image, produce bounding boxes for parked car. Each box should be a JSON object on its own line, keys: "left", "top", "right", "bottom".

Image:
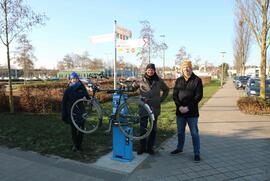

{"left": 245, "top": 78, "right": 270, "bottom": 98}
{"left": 235, "top": 76, "right": 249, "bottom": 89}
{"left": 233, "top": 76, "right": 238, "bottom": 83}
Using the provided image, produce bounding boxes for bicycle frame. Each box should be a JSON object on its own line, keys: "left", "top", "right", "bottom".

{"left": 70, "top": 79, "right": 155, "bottom": 140}
{"left": 87, "top": 96, "right": 117, "bottom": 133}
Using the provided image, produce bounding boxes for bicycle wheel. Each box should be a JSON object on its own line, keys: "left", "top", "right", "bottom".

{"left": 116, "top": 98, "right": 155, "bottom": 140}
{"left": 71, "top": 97, "right": 102, "bottom": 134}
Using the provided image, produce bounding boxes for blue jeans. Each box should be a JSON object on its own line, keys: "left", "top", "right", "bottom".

{"left": 176, "top": 116, "right": 200, "bottom": 155}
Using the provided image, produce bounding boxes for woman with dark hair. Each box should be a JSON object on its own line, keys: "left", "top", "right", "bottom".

{"left": 133, "top": 63, "right": 169, "bottom": 155}
{"left": 61, "top": 72, "right": 89, "bottom": 152}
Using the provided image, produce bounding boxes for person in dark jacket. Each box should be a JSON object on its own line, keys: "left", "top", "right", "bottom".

{"left": 133, "top": 63, "right": 169, "bottom": 155}
{"left": 170, "top": 60, "right": 203, "bottom": 162}
{"left": 61, "top": 72, "right": 89, "bottom": 152}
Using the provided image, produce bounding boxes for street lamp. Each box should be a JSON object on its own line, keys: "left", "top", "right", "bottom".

{"left": 160, "top": 35, "right": 166, "bottom": 78}
{"left": 220, "top": 51, "right": 226, "bottom": 87}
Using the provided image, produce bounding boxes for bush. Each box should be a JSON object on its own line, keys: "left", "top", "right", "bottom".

{"left": 237, "top": 96, "right": 270, "bottom": 115}
{"left": 0, "top": 84, "right": 8, "bottom": 112}
{"left": 0, "top": 79, "right": 139, "bottom": 113}
{"left": 19, "top": 82, "right": 66, "bottom": 113}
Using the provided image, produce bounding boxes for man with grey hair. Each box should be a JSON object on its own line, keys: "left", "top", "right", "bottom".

{"left": 171, "top": 60, "right": 203, "bottom": 162}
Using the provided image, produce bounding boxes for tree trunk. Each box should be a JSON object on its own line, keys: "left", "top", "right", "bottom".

{"left": 6, "top": 44, "right": 14, "bottom": 113}
{"left": 4, "top": 0, "right": 14, "bottom": 113}
{"left": 260, "top": 46, "right": 266, "bottom": 100}
{"left": 260, "top": 7, "right": 267, "bottom": 100}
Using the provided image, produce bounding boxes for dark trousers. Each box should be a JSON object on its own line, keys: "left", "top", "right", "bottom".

{"left": 70, "top": 123, "right": 84, "bottom": 149}
{"left": 140, "top": 116, "right": 158, "bottom": 150}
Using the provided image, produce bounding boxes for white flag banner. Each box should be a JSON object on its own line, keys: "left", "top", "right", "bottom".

{"left": 90, "top": 33, "right": 114, "bottom": 44}
{"left": 116, "top": 39, "right": 146, "bottom": 48}
{"left": 117, "top": 47, "right": 139, "bottom": 54}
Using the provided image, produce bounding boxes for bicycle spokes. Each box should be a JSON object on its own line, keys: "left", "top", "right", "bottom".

{"left": 116, "top": 100, "right": 154, "bottom": 140}
{"left": 71, "top": 99, "right": 101, "bottom": 134}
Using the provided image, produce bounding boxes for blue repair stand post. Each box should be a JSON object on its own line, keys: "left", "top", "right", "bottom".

{"left": 111, "top": 93, "right": 133, "bottom": 162}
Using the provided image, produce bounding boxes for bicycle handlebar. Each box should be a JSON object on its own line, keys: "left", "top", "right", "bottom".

{"left": 87, "top": 74, "right": 109, "bottom": 79}
{"left": 86, "top": 79, "right": 135, "bottom": 94}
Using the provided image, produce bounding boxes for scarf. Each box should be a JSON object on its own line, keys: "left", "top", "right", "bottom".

{"left": 144, "top": 72, "right": 159, "bottom": 86}
{"left": 69, "top": 81, "right": 81, "bottom": 88}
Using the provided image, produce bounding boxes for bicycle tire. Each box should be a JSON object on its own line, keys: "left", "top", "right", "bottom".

{"left": 70, "top": 97, "right": 102, "bottom": 134}
{"left": 115, "top": 98, "right": 155, "bottom": 140}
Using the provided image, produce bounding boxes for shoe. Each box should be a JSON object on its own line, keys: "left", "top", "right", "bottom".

{"left": 170, "top": 149, "right": 183, "bottom": 155}
{"left": 194, "top": 155, "right": 200, "bottom": 162}
{"left": 137, "top": 148, "right": 146, "bottom": 155}
{"left": 147, "top": 148, "right": 155, "bottom": 155}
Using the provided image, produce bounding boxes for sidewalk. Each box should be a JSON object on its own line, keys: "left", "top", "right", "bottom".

{"left": 0, "top": 80, "right": 269, "bottom": 181}
{"left": 126, "top": 79, "right": 270, "bottom": 181}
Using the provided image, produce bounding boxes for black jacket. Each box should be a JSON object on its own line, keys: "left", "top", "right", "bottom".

{"left": 173, "top": 73, "right": 203, "bottom": 117}
{"left": 61, "top": 82, "right": 89, "bottom": 124}
{"left": 133, "top": 73, "right": 169, "bottom": 116}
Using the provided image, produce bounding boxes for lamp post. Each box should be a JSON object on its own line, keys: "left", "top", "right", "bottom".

{"left": 160, "top": 35, "right": 166, "bottom": 78}
{"left": 114, "top": 20, "right": 117, "bottom": 89}
{"left": 220, "top": 51, "right": 226, "bottom": 87}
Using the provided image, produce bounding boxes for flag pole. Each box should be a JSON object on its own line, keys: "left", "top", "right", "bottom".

{"left": 114, "top": 20, "right": 117, "bottom": 90}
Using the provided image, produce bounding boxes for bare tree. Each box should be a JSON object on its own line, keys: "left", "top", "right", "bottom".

{"left": 233, "top": 5, "right": 251, "bottom": 76}
{"left": 57, "top": 51, "right": 96, "bottom": 70}
{"left": 233, "top": 44, "right": 241, "bottom": 74}
{"left": 72, "top": 53, "right": 82, "bottom": 69}
{"left": 175, "top": 46, "right": 191, "bottom": 67}
{"left": 137, "top": 20, "right": 159, "bottom": 72}
{"left": 15, "top": 34, "right": 35, "bottom": 83}
{"left": 57, "top": 60, "right": 65, "bottom": 71}
{"left": 236, "top": 0, "right": 270, "bottom": 99}
{"left": 91, "top": 58, "right": 104, "bottom": 71}
{"left": 62, "top": 54, "right": 75, "bottom": 70}
{"left": 193, "top": 56, "right": 201, "bottom": 70}
{"left": 0, "top": 0, "right": 47, "bottom": 112}
{"left": 80, "top": 51, "right": 92, "bottom": 69}
{"left": 156, "top": 37, "right": 168, "bottom": 60}
{"left": 266, "top": 50, "right": 270, "bottom": 77}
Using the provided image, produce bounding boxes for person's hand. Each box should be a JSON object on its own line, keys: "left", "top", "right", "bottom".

{"left": 182, "top": 106, "right": 189, "bottom": 113}
{"left": 86, "top": 86, "right": 93, "bottom": 92}
{"left": 178, "top": 106, "right": 184, "bottom": 113}
{"left": 132, "top": 81, "right": 137, "bottom": 88}
{"left": 179, "top": 106, "right": 189, "bottom": 113}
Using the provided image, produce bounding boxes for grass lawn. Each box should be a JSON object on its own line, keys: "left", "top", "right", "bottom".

{"left": 0, "top": 80, "right": 220, "bottom": 163}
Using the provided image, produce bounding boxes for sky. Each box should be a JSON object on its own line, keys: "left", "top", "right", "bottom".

{"left": 0, "top": 0, "right": 262, "bottom": 69}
